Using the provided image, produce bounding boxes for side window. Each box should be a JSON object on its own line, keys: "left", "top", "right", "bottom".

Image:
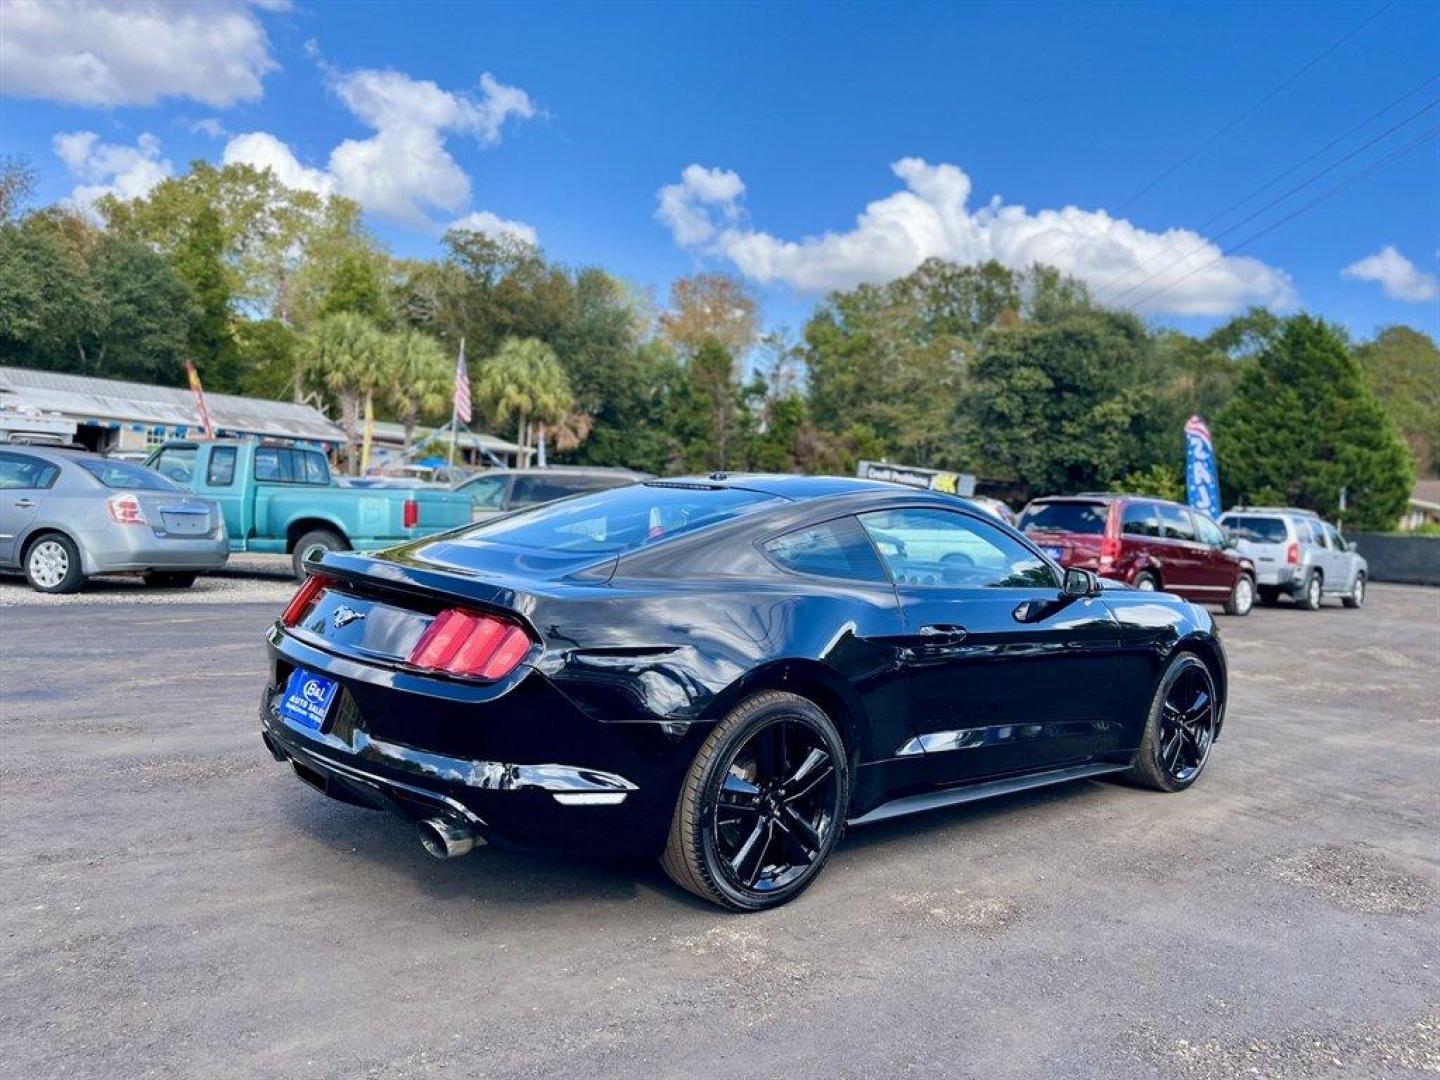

{"left": 1156, "top": 503, "right": 1196, "bottom": 541}
{"left": 1121, "top": 501, "right": 1160, "bottom": 537}
{"left": 254, "top": 447, "right": 293, "bottom": 482}
{"left": 764, "top": 517, "right": 889, "bottom": 583}
{"left": 462, "top": 474, "right": 507, "bottom": 511}
{"left": 858, "top": 507, "right": 1058, "bottom": 589}
{"left": 1194, "top": 514, "right": 1225, "bottom": 548}
{"left": 1327, "top": 525, "right": 1346, "bottom": 550}
{"left": 0, "top": 452, "right": 59, "bottom": 490}
{"left": 151, "top": 445, "right": 197, "bottom": 485}
{"left": 511, "top": 475, "right": 578, "bottom": 507}
{"left": 300, "top": 451, "right": 330, "bottom": 485}
{"left": 206, "top": 446, "right": 237, "bottom": 486}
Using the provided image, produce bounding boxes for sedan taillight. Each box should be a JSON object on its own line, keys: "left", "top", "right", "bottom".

{"left": 407, "top": 608, "right": 531, "bottom": 680}
{"left": 281, "top": 575, "right": 331, "bottom": 627}
{"left": 107, "top": 493, "right": 147, "bottom": 525}
{"left": 1286, "top": 542, "right": 1300, "bottom": 565}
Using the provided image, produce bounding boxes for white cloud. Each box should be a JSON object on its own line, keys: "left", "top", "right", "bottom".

{"left": 448, "top": 210, "right": 538, "bottom": 246}
{"left": 190, "top": 118, "right": 229, "bottom": 139}
{"left": 1, "top": 0, "right": 277, "bottom": 108}
{"left": 222, "top": 131, "right": 334, "bottom": 195}
{"left": 215, "top": 68, "right": 536, "bottom": 229}
{"left": 657, "top": 158, "right": 1296, "bottom": 316}
{"left": 1341, "top": 245, "right": 1438, "bottom": 303}
{"left": 325, "top": 68, "right": 536, "bottom": 224}
{"left": 53, "top": 131, "right": 172, "bottom": 213}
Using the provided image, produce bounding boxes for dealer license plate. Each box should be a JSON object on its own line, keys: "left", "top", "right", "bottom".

{"left": 278, "top": 668, "right": 339, "bottom": 732}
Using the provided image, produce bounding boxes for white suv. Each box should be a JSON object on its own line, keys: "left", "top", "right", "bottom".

{"left": 1218, "top": 507, "right": 1367, "bottom": 610}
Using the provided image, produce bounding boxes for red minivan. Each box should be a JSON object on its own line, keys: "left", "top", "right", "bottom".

{"left": 1018, "top": 494, "right": 1257, "bottom": 615}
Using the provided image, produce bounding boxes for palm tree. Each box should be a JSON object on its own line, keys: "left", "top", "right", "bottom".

{"left": 474, "top": 337, "right": 574, "bottom": 456}
{"left": 299, "top": 312, "right": 385, "bottom": 474}
{"left": 383, "top": 329, "right": 451, "bottom": 450}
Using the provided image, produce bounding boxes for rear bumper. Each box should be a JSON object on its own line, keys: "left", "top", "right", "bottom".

{"left": 259, "top": 624, "right": 701, "bottom": 856}
{"left": 78, "top": 528, "right": 230, "bottom": 574}
{"left": 1254, "top": 565, "right": 1302, "bottom": 591}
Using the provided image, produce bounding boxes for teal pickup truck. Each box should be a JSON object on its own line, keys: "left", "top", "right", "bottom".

{"left": 144, "top": 440, "right": 472, "bottom": 578}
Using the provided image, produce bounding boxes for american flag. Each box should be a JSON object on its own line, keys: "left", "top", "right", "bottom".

{"left": 452, "top": 339, "right": 472, "bottom": 425}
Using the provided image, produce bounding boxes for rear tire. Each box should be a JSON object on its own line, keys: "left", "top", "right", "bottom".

{"left": 1125, "top": 653, "right": 1217, "bottom": 793}
{"left": 1133, "top": 571, "right": 1160, "bottom": 592}
{"left": 1223, "top": 573, "right": 1255, "bottom": 616}
{"left": 1342, "top": 573, "right": 1365, "bottom": 609}
{"left": 661, "top": 691, "right": 848, "bottom": 911}
{"left": 24, "top": 534, "right": 84, "bottom": 594}
{"left": 1298, "top": 571, "right": 1323, "bottom": 611}
{"left": 291, "top": 529, "right": 346, "bottom": 580}
{"left": 142, "top": 571, "right": 197, "bottom": 589}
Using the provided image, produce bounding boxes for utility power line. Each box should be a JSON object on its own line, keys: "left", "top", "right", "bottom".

{"left": 1113, "top": 1, "right": 1395, "bottom": 214}
{"left": 1124, "top": 125, "right": 1439, "bottom": 313}
{"left": 1092, "top": 70, "right": 1440, "bottom": 301}
{"left": 1102, "top": 94, "right": 1439, "bottom": 307}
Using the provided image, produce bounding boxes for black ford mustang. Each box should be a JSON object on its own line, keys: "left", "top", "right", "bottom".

{"left": 261, "top": 475, "right": 1227, "bottom": 910}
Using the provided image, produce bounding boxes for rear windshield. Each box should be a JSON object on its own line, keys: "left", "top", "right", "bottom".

{"left": 1221, "top": 515, "right": 1289, "bottom": 543}
{"left": 1018, "top": 501, "right": 1108, "bottom": 535}
{"left": 454, "top": 482, "right": 781, "bottom": 555}
{"left": 77, "top": 459, "right": 181, "bottom": 492}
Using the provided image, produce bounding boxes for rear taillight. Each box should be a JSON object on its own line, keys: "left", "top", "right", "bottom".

{"left": 407, "top": 608, "right": 531, "bottom": 680}
{"left": 107, "top": 493, "right": 147, "bottom": 525}
{"left": 403, "top": 499, "right": 419, "bottom": 529}
{"left": 1286, "top": 542, "right": 1300, "bottom": 565}
{"left": 281, "top": 575, "right": 331, "bottom": 627}
{"left": 1099, "top": 505, "right": 1122, "bottom": 567}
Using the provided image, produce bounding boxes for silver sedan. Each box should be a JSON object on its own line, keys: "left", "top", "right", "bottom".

{"left": 0, "top": 445, "right": 228, "bottom": 593}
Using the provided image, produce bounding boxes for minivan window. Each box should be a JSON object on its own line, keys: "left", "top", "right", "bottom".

{"left": 1221, "top": 515, "right": 1288, "bottom": 544}
{"left": 1194, "top": 513, "right": 1225, "bottom": 548}
{"left": 1019, "top": 501, "right": 1107, "bottom": 535}
{"left": 764, "top": 517, "right": 888, "bottom": 583}
{"left": 455, "top": 482, "right": 780, "bottom": 555}
{"left": 77, "top": 459, "right": 181, "bottom": 492}
{"left": 1156, "top": 503, "right": 1196, "bottom": 541}
{"left": 1121, "top": 501, "right": 1161, "bottom": 537}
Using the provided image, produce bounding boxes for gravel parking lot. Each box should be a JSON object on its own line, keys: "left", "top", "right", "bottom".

{"left": 1, "top": 584, "right": 1436, "bottom": 1078}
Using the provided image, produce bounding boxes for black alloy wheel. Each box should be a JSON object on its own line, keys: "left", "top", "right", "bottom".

{"left": 662, "top": 692, "right": 847, "bottom": 910}
{"left": 1125, "top": 653, "right": 1217, "bottom": 792}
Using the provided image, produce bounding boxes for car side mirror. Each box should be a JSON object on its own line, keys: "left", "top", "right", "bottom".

{"left": 1063, "top": 567, "right": 1100, "bottom": 597}
{"left": 1346, "top": 540, "right": 1358, "bottom": 553}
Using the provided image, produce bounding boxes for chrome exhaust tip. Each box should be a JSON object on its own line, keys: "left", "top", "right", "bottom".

{"left": 418, "top": 817, "right": 479, "bottom": 859}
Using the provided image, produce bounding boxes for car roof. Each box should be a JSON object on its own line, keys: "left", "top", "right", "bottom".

{"left": 661, "top": 473, "right": 905, "bottom": 500}
{"left": 1, "top": 444, "right": 110, "bottom": 466}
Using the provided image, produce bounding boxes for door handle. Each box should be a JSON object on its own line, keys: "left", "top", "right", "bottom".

{"left": 13, "top": 498, "right": 36, "bottom": 508}
{"left": 918, "top": 623, "right": 967, "bottom": 639}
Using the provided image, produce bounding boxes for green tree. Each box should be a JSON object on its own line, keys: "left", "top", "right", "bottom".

{"left": 1216, "top": 315, "right": 1413, "bottom": 531}
{"left": 1355, "top": 326, "right": 1440, "bottom": 477}
{"left": 1117, "top": 463, "right": 1186, "bottom": 502}
{"left": 382, "top": 329, "right": 452, "bottom": 449}
{"left": 172, "top": 205, "right": 241, "bottom": 391}
{"left": 670, "top": 338, "right": 754, "bottom": 472}
{"left": 236, "top": 319, "right": 300, "bottom": 400}
{"left": 299, "top": 313, "right": 386, "bottom": 473}
{"left": 474, "top": 337, "right": 575, "bottom": 456}
{"left": 321, "top": 250, "right": 390, "bottom": 326}
{"left": 958, "top": 308, "right": 1158, "bottom": 497}
{"left": 0, "top": 209, "right": 190, "bottom": 382}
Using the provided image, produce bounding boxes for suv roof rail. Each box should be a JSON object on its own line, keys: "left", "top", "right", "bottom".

{"left": 1226, "top": 505, "right": 1319, "bottom": 517}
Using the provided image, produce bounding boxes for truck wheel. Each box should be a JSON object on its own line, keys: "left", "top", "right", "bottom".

{"left": 292, "top": 529, "right": 345, "bottom": 580}
{"left": 25, "top": 533, "right": 84, "bottom": 594}
{"left": 142, "top": 572, "right": 197, "bottom": 589}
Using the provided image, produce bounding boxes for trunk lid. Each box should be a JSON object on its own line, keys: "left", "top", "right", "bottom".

{"left": 134, "top": 492, "right": 219, "bottom": 540}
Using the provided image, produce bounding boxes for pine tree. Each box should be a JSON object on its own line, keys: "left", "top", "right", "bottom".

{"left": 1216, "top": 316, "right": 1412, "bottom": 531}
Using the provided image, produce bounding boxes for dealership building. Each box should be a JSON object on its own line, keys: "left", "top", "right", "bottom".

{"left": 0, "top": 366, "right": 346, "bottom": 453}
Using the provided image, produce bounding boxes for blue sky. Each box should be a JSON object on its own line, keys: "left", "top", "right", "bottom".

{"left": 4, "top": 0, "right": 1437, "bottom": 341}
